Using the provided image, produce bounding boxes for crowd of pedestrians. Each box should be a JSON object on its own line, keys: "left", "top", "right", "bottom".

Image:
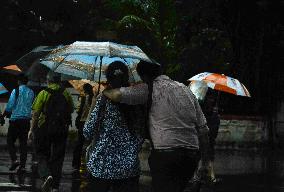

{"left": 0, "top": 60, "right": 220, "bottom": 192}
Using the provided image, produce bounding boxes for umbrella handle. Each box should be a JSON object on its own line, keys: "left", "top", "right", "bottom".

{"left": 97, "top": 56, "right": 102, "bottom": 95}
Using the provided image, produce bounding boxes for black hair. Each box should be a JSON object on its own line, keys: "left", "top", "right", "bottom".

{"left": 136, "top": 61, "right": 161, "bottom": 83}
{"left": 105, "top": 61, "right": 129, "bottom": 88}
{"left": 17, "top": 73, "right": 28, "bottom": 84}
{"left": 83, "top": 83, "right": 93, "bottom": 95}
{"left": 201, "top": 89, "right": 219, "bottom": 115}
{"left": 105, "top": 61, "right": 137, "bottom": 134}
{"left": 83, "top": 83, "right": 94, "bottom": 105}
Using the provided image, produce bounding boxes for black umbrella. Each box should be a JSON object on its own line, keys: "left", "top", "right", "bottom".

{"left": 14, "top": 45, "right": 79, "bottom": 87}
{"left": 15, "top": 45, "right": 61, "bottom": 86}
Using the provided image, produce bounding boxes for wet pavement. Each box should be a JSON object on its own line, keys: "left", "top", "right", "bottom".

{"left": 0, "top": 139, "right": 284, "bottom": 192}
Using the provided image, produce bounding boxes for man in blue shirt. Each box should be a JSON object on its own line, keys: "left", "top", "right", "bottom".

{"left": 2, "top": 74, "right": 34, "bottom": 173}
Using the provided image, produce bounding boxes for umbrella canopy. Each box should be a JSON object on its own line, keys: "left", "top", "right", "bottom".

{"left": 11, "top": 45, "right": 79, "bottom": 87}
{"left": 0, "top": 83, "right": 8, "bottom": 95}
{"left": 40, "top": 41, "right": 158, "bottom": 82}
{"left": 189, "top": 81, "right": 208, "bottom": 101}
{"left": 0, "top": 65, "right": 22, "bottom": 91}
{"left": 188, "top": 72, "right": 251, "bottom": 97}
{"left": 3, "top": 65, "right": 21, "bottom": 72}
{"left": 69, "top": 80, "right": 106, "bottom": 95}
{"left": 15, "top": 46, "right": 62, "bottom": 86}
{"left": 16, "top": 46, "right": 63, "bottom": 72}
{"left": 0, "top": 64, "right": 22, "bottom": 75}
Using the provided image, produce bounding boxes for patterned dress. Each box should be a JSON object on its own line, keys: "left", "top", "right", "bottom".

{"left": 83, "top": 95, "right": 144, "bottom": 179}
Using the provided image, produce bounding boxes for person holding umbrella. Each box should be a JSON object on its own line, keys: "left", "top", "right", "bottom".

{"left": 191, "top": 89, "right": 220, "bottom": 188}
{"left": 103, "top": 61, "right": 211, "bottom": 192}
{"left": 201, "top": 90, "right": 220, "bottom": 169}
{"left": 188, "top": 72, "right": 251, "bottom": 188}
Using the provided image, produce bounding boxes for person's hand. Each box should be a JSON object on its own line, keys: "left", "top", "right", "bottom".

{"left": 28, "top": 130, "right": 34, "bottom": 141}
{"left": 213, "top": 106, "right": 218, "bottom": 113}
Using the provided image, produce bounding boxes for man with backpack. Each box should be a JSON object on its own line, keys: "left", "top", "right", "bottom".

{"left": 2, "top": 74, "right": 34, "bottom": 173}
{"left": 28, "top": 71, "right": 74, "bottom": 192}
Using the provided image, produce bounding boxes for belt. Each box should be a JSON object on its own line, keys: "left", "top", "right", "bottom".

{"left": 152, "top": 147, "right": 199, "bottom": 154}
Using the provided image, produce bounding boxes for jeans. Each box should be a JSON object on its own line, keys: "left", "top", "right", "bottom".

{"left": 7, "top": 119, "right": 30, "bottom": 167}
{"left": 149, "top": 148, "right": 200, "bottom": 192}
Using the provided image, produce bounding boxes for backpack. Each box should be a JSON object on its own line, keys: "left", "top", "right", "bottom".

{"left": 43, "top": 87, "right": 71, "bottom": 130}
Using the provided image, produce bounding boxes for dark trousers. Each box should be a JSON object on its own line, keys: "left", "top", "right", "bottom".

{"left": 149, "top": 148, "right": 199, "bottom": 192}
{"left": 72, "top": 121, "right": 85, "bottom": 169}
{"left": 208, "top": 126, "right": 219, "bottom": 161}
{"left": 7, "top": 119, "right": 30, "bottom": 167}
{"left": 84, "top": 176, "right": 140, "bottom": 192}
{"left": 208, "top": 135, "right": 217, "bottom": 161}
{"left": 34, "top": 124, "right": 68, "bottom": 188}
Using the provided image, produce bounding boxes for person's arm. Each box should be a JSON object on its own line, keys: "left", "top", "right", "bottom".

{"left": 64, "top": 90, "right": 75, "bottom": 113}
{"left": 30, "top": 110, "right": 40, "bottom": 132}
{"left": 102, "top": 88, "right": 122, "bottom": 102}
{"left": 83, "top": 95, "right": 102, "bottom": 140}
{"left": 75, "top": 96, "right": 85, "bottom": 127}
{"left": 3, "top": 89, "right": 16, "bottom": 117}
{"left": 103, "top": 83, "right": 148, "bottom": 105}
{"left": 190, "top": 90, "right": 210, "bottom": 166}
{"left": 77, "top": 96, "right": 86, "bottom": 116}
{"left": 86, "top": 95, "right": 98, "bottom": 121}
{"left": 28, "top": 91, "right": 45, "bottom": 140}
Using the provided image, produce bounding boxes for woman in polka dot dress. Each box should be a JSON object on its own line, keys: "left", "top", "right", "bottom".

{"left": 83, "top": 61, "right": 144, "bottom": 192}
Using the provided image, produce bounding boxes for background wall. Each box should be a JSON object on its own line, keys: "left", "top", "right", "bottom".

{"left": 216, "top": 117, "right": 266, "bottom": 147}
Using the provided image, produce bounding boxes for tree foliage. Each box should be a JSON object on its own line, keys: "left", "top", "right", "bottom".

{"left": 0, "top": 0, "right": 283, "bottom": 117}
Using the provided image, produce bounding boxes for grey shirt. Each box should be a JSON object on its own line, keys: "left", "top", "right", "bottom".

{"left": 120, "top": 75, "right": 208, "bottom": 150}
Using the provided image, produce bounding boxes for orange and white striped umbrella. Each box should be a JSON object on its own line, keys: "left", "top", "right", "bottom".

{"left": 3, "top": 64, "right": 22, "bottom": 72}
{"left": 188, "top": 72, "right": 251, "bottom": 97}
{"left": 1, "top": 64, "right": 22, "bottom": 75}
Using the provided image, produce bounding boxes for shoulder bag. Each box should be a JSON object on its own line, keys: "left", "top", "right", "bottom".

{"left": 85, "top": 95, "right": 107, "bottom": 162}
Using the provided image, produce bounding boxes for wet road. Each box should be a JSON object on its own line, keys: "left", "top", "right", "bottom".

{"left": 0, "top": 144, "right": 284, "bottom": 192}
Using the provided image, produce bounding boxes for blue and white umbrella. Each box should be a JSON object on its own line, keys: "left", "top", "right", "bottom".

{"left": 0, "top": 83, "right": 8, "bottom": 95}
{"left": 40, "top": 41, "right": 159, "bottom": 83}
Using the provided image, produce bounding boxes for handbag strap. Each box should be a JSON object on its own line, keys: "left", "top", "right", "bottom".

{"left": 92, "top": 95, "right": 107, "bottom": 142}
